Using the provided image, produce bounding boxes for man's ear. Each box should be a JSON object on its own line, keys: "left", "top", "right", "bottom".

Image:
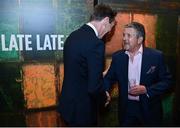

{"left": 102, "top": 17, "right": 109, "bottom": 24}
{"left": 138, "top": 37, "right": 143, "bottom": 44}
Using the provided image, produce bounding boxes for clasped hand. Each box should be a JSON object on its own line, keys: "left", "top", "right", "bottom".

{"left": 128, "top": 85, "right": 147, "bottom": 96}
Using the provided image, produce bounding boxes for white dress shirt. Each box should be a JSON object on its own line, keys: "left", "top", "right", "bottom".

{"left": 125, "top": 45, "right": 143, "bottom": 101}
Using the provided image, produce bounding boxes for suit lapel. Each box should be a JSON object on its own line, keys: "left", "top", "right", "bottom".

{"left": 122, "top": 52, "right": 129, "bottom": 90}
{"left": 140, "top": 48, "right": 149, "bottom": 84}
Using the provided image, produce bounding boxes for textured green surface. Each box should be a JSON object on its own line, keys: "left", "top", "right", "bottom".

{"left": 156, "top": 14, "right": 177, "bottom": 81}
{"left": 0, "top": 11, "right": 20, "bottom": 61}
{"left": 55, "top": 0, "right": 93, "bottom": 61}
{"left": 155, "top": 14, "right": 178, "bottom": 125}
{"left": 162, "top": 93, "right": 174, "bottom": 126}
{"left": 0, "top": 63, "right": 24, "bottom": 112}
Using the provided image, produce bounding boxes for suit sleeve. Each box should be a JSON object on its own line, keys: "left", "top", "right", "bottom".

{"left": 87, "top": 42, "right": 105, "bottom": 96}
{"left": 103, "top": 55, "right": 117, "bottom": 91}
{"left": 146, "top": 52, "right": 172, "bottom": 98}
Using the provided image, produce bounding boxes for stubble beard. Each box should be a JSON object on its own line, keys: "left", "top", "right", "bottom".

{"left": 123, "top": 43, "right": 130, "bottom": 51}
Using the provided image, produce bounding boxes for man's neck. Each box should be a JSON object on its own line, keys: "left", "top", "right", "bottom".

{"left": 128, "top": 44, "right": 142, "bottom": 62}
{"left": 129, "top": 45, "right": 141, "bottom": 56}
{"left": 89, "top": 21, "right": 104, "bottom": 38}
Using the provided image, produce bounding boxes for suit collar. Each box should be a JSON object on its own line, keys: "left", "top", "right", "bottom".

{"left": 86, "top": 22, "right": 98, "bottom": 37}
{"left": 81, "top": 24, "right": 97, "bottom": 37}
{"left": 125, "top": 44, "right": 143, "bottom": 56}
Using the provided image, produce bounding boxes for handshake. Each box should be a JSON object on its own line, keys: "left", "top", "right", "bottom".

{"left": 105, "top": 91, "right": 111, "bottom": 107}
{"left": 103, "top": 67, "right": 111, "bottom": 107}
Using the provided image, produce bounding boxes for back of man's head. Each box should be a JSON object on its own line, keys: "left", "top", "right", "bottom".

{"left": 90, "top": 3, "right": 117, "bottom": 23}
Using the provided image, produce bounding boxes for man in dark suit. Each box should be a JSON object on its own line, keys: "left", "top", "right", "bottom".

{"left": 57, "top": 4, "right": 116, "bottom": 126}
{"left": 104, "top": 22, "right": 172, "bottom": 126}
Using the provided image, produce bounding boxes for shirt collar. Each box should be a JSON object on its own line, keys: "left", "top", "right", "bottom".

{"left": 86, "top": 22, "right": 98, "bottom": 37}
{"left": 125, "top": 44, "right": 143, "bottom": 56}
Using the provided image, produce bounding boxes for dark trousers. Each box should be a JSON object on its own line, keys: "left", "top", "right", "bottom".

{"left": 122, "top": 100, "right": 144, "bottom": 126}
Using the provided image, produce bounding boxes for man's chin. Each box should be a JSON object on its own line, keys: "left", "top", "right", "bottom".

{"left": 123, "top": 46, "right": 129, "bottom": 51}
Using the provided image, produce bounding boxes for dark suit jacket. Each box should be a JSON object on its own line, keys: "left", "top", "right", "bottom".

{"left": 104, "top": 47, "right": 172, "bottom": 126}
{"left": 58, "top": 24, "right": 106, "bottom": 126}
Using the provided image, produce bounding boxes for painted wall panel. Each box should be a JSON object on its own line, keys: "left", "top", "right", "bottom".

{"left": 22, "top": 64, "right": 56, "bottom": 109}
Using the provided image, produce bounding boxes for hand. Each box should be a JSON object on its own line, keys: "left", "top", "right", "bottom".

{"left": 103, "top": 66, "right": 110, "bottom": 77}
{"left": 128, "top": 85, "right": 147, "bottom": 96}
{"left": 105, "top": 91, "right": 111, "bottom": 107}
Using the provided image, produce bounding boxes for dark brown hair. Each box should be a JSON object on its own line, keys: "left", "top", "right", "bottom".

{"left": 90, "top": 3, "right": 117, "bottom": 23}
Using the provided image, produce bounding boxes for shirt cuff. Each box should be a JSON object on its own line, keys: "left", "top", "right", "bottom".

{"left": 146, "top": 93, "right": 150, "bottom": 98}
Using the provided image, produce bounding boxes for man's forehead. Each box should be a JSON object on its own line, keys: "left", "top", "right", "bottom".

{"left": 123, "top": 27, "right": 137, "bottom": 33}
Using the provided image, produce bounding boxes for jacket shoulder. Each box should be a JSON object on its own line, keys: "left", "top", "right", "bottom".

{"left": 112, "top": 50, "right": 126, "bottom": 58}
{"left": 145, "top": 47, "right": 163, "bottom": 56}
